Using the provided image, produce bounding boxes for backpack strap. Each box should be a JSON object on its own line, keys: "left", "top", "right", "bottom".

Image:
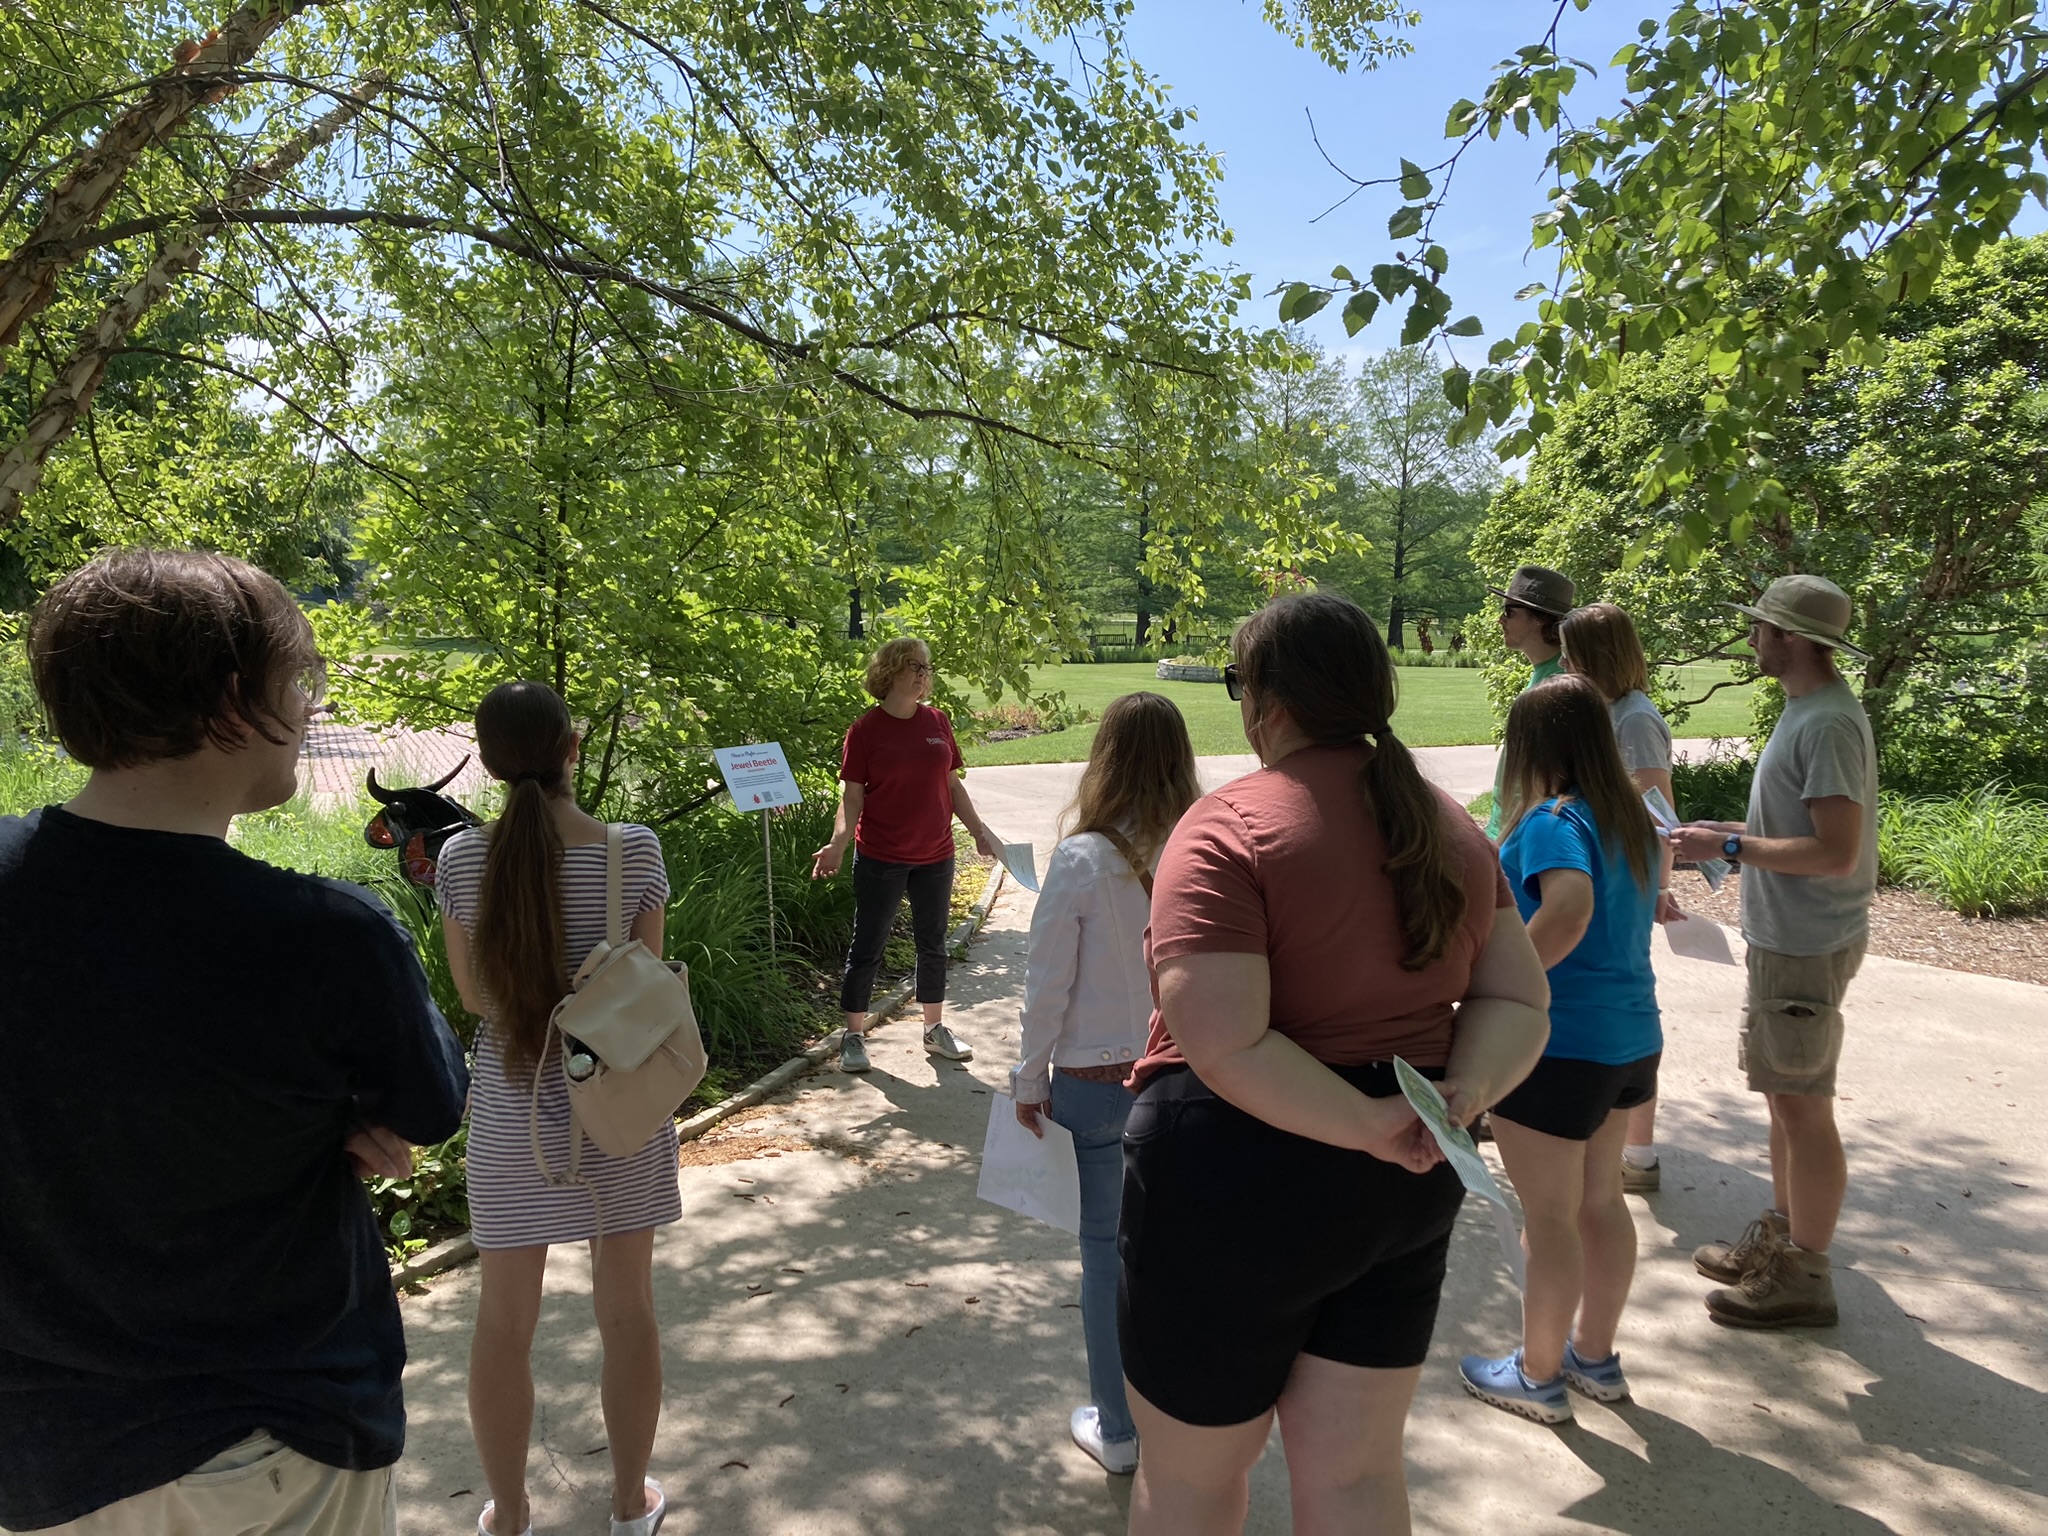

{"left": 1097, "top": 827, "right": 1154, "bottom": 897}
{"left": 605, "top": 822, "right": 624, "bottom": 946}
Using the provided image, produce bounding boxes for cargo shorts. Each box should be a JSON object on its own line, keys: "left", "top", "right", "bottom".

{"left": 1739, "top": 940, "right": 1867, "bottom": 1096}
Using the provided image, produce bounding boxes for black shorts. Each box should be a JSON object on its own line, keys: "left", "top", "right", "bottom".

{"left": 1118, "top": 1063, "right": 1466, "bottom": 1427}
{"left": 1491, "top": 1052, "right": 1661, "bottom": 1141}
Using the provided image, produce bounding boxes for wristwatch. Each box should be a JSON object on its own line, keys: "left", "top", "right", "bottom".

{"left": 1722, "top": 833, "right": 1743, "bottom": 866}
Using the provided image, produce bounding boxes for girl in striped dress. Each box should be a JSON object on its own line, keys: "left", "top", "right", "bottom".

{"left": 438, "top": 680, "right": 677, "bottom": 1536}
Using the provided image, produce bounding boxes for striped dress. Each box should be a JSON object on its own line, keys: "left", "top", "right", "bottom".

{"left": 437, "top": 823, "right": 682, "bottom": 1249}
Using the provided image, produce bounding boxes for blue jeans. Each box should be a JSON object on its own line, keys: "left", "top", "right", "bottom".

{"left": 1050, "top": 1071, "right": 1136, "bottom": 1443}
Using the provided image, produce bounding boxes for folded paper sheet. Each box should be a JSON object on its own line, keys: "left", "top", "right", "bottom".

{"left": 997, "top": 840, "right": 1039, "bottom": 893}
{"left": 1643, "top": 785, "right": 1732, "bottom": 892}
{"left": 976, "top": 1091, "right": 1080, "bottom": 1234}
{"left": 1394, "top": 1057, "right": 1526, "bottom": 1288}
{"left": 1662, "top": 913, "right": 1738, "bottom": 965}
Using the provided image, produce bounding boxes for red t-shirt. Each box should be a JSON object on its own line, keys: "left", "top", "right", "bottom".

{"left": 840, "top": 704, "right": 964, "bottom": 865}
{"left": 1134, "top": 742, "right": 1513, "bottom": 1090}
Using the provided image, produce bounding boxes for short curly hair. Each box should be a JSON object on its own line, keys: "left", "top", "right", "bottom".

{"left": 864, "top": 637, "right": 931, "bottom": 700}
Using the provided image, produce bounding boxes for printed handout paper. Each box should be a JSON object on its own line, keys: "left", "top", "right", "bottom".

{"left": 1643, "top": 785, "right": 1732, "bottom": 892}
{"left": 995, "top": 839, "right": 1039, "bottom": 893}
{"left": 976, "top": 1091, "right": 1080, "bottom": 1234}
{"left": 1394, "top": 1057, "right": 1526, "bottom": 1287}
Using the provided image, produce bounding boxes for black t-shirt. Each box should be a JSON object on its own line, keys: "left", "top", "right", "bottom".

{"left": 0, "top": 807, "right": 469, "bottom": 1530}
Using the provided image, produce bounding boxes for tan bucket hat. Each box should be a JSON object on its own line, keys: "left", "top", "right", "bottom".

{"left": 1486, "top": 564, "right": 1577, "bottom": 618}
{"left": 1726, "top": 574, "right": 1869, "bottom": 660}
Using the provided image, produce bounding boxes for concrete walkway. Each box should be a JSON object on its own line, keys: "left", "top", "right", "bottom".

{"left": 393, "top": 763, "right": 2047, "bottom": 1535}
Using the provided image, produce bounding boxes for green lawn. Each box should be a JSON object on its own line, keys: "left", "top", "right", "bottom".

{"left": 960, "top": 661, "right": 1755, "bottom": 766}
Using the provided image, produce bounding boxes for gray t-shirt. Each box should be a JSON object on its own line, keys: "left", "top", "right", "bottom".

{"left": 1741, "top": 678, "right": 1879, "bottom": 956}
{"left": 1609, "top": 690, "right": 1673, "bottom": 776}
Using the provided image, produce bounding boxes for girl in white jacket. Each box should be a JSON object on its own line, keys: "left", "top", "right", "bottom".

{"left": 1013, "top": 692, "right": 1199, "bottom": 1474}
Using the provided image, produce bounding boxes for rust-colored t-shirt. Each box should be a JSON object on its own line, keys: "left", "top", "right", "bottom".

{"left": 1134, "top": 742, "right": 1513, "bottom": 1090}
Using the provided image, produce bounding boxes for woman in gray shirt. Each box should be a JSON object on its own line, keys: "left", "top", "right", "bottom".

{"left": 1561, "top": 603, "right": 1677, "bottom": 1192}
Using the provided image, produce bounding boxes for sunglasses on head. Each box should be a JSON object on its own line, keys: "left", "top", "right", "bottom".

{"left": 1223, "top": 663, "right": 1243, "bottom": 701}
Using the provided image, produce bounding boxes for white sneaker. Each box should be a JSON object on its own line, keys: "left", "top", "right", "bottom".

{"left": 840, "top": 1033, "right": 871, "bottom": 1073}
{"left": 923, "top": 1022, "right": 973, "bottom": 1061}
{"left": 1069, "top": 1405, "right": 1138, "bottom": 1474}
{"left": 611, "top": 1479, "right": 666, "bottom": 1536}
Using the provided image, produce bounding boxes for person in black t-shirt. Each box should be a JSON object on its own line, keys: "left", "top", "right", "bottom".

{"left": 0, "top": 550, "right": 468, "bottom": 1535}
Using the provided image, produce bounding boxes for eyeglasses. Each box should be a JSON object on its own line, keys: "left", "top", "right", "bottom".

{"left": 1223, "top": 663, "right": 1243, "bottom": 701}
{"left": 907, "top": 661, "right": 934, "bottom": 677}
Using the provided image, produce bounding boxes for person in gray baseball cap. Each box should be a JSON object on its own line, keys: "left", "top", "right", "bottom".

{"left": 1671, "top": 573, "right": 1877, "bottom": 1330}
{"left": 1484, "top": 565, "right": 1577, "bottom": 840}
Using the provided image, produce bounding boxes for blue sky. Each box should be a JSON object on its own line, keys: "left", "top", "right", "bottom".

{"left": 1118, "top": 0, "right": 1625, "bottom": 366}
{"left": 1118, "top": 0, "right": 2043, "bottom": 368}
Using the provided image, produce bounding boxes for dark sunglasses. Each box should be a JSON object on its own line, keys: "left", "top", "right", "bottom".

{"left": 1223, "top": 662, "right": 1243, "bottom": 701}
{"left": 1501, "top": 600, "right": 1542, "bottom": 618}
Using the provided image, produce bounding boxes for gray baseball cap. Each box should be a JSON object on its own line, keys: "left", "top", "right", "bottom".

{"left": 1486, "top": 565, "right": 1577, "bottom": 618}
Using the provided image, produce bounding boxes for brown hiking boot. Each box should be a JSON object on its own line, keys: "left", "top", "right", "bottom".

{"left": 1706, "top": 1242, "right": 1838, "bottom": 1328}
{"left": 1693, "top": 1210, "right": 1788, "bottom": 1283}
{"left": 1622, "top": 1159, "right": 1661, "bottom": 1195}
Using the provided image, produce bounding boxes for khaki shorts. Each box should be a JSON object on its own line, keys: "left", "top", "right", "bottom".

{"left": 1740, "top": 940, "right": 1867, "bottom": 1096}
{"left": 23, "top": 1432, "right": 396, "bottom": 1536}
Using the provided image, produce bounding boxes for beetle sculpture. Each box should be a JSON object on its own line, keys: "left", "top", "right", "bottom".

{"left": 363, "top": 758, "right": 482, "bottom": 888}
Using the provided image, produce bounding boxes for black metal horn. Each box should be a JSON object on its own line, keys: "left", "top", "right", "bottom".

{"left": 425, "top": 753, "right": 471, "bottom": 794}
{"left": 364, "top": 767, "right": 397, "bottom": 805}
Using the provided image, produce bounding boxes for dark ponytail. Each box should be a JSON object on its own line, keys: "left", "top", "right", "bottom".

{"left": 1234, "top": 591, "right": 1469, "bottom": 971}
{"left": 471, "top": 681, "right": 575, "bottom": 1076}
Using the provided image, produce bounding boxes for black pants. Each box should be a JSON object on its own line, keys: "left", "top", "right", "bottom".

{"left": 838, "top": 851, "right": 955, "bottom": 1014}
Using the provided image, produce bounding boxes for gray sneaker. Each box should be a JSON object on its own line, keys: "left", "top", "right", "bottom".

{"left": 922, "top": 1022, "right": 973, "bottom": 1061}
{"left": 839, "top": 1033, "right": 871, "bottom": 1073}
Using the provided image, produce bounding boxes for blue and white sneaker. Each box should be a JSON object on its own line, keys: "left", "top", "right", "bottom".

{"left": 1561, "top": 1340, "right": 1631, "bottom": 1403}
{"left": 1458, "top": 1349, "right": 1573, "bottom": 1425}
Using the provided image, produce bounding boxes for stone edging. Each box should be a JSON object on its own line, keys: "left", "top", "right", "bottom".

{"left": 392, "top": 860, "right": 1011, "bottom": 1288}
{"left": 1154, "top": 660, "right": 1222, "bottom": 682}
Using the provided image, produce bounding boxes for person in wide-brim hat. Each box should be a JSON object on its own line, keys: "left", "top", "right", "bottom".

{"left": 1487, "top": 564, "right": 1577, "bottom": 619}
{"left": 1725, "top": 573, "right": 1869, "bottom": 660}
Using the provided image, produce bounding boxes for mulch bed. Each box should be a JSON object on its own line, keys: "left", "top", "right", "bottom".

{"left": 1679, "top": 870, "right": 2048, "bottom": 988}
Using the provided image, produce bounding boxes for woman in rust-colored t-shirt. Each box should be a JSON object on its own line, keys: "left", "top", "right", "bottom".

{"left": 1120, "top": 591, "right": 1550, "bottom": 1536}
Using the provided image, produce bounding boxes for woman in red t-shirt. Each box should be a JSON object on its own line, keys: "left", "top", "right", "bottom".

{"left": 1122, "top": 591, "right": 1550, "bottom": 1536}
{"left": 811, "top": 637, "right": 998, "bottom": 1074}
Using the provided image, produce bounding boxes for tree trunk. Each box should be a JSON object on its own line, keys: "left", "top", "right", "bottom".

{"left": 1133, "top": 495, "right": 1152, "bottom": 646}
{"left": 1386, "top": 491, "right": 1411, "bottom": 650}
{"left": 848, "top": 585, "right": 864, "bottom": 639}
{"left": 0, "top": 71, "right": 385, "bottom": 528}
{"left": 0, "top": 1, "right": 317, "bottom": 363}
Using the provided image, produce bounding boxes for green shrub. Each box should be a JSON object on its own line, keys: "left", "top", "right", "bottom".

{"left": 1390, "top": 648, "right": 1481, "bottom": 668}
{"left": 0, "top": 734, "right": 85, "bottom": 811}
{"left": 1671, "top": 746, "right": 1755, "bottom": 823}
{"left": 367, "top": 1126, "right": 469, "bottom": 1263}
{"left": 0, "top": 613, "right": 39, "bottom": 739}
{"left": 1878, "top": 785, "right": 2048, "bottom": 917}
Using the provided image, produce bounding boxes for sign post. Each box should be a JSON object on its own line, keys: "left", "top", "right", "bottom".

{"left": 712, "top": 743, "right": 804, "bottom": 960}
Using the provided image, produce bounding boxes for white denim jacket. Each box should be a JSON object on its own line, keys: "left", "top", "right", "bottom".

{"left": 1013, "top": 829, "right": 1157, "bottom": 1104}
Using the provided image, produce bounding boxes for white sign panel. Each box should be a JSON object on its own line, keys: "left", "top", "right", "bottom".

{"left": 713, "top": 742, "right": 804, "bottom": 810}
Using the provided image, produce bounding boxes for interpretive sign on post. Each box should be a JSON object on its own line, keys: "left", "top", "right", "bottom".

{"left": 713, "top": 743, "right": 804, "bottom": 809}
{"left": 713, "top": 743, "right": 805, "bottom": 959}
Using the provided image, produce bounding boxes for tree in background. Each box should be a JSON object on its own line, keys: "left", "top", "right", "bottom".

{"left": 1282, "top": 0, "right": 2048, "bottom": 568}
{"left": 0, "top": 0, "right": 1361, "bottom": 813}
{"left": 1319, "top": 345, "right": 1491, "bottom": 648}
{"left": 1469, "top": 236, "right": 2048, "bottom": 790}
